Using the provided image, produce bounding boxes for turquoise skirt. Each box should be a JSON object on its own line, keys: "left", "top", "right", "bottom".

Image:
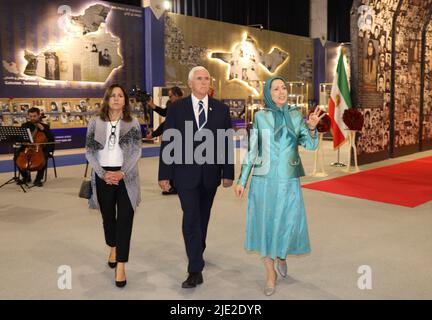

{"left": 245, "top": 176, "right": 311, "bottom": 259}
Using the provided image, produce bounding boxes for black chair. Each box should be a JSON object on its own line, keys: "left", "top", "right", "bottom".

{"left": 44, "top": 150, "right": 57, "bottom": 182}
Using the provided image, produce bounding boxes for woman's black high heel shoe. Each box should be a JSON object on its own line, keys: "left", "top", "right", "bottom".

{"left": 108, "top": 251, "right": 117, "bottom": 268}
{"left": 115, "top": 266, "right": 127, "bottom": 288}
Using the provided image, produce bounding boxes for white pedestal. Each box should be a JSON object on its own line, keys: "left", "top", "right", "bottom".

{"left": 311, "top": 132, "right": 328, "bottom": 177}
{"left": 343, "top": 130, "right": 360, "bottom": 173}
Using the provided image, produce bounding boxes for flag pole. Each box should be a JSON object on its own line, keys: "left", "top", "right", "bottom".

{"left": 329, "top": 45, "right": 349, "bottom": 168}
{"left": 331, "top": 147, "right": 346, "bottom": 167}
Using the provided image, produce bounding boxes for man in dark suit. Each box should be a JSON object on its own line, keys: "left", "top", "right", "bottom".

{"left": 158, "top": 66, "right": 234, "bottom": 288}
{"left": 15, "top": 107, "right": 55, "bottom": 187}
{"left": 147, "top": 86, "right": 183, "bottom": 140}
{"left": 148, "top": 86, "right": 184, "bottom": 195}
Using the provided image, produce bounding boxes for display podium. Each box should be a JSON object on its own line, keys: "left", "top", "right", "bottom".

{"left": 311, "top": 132, "right": 328, "bottom": 177}
{"left": 343, "top": 130, "right": 360, "bottom": 173}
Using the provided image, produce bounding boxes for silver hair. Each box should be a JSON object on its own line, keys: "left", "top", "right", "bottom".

{"left": 188, "top": 66, "right": 209, "bottom": 81}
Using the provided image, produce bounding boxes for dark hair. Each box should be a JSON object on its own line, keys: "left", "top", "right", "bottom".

{"left": 99, "top": 84, "right": 132, "bottom": 122}
{"left": 366, "top": 40, "right": 376, "bottom": 74}
{"left": 28, "top": 107, "right": 40, "bottom": 114}
{"left": 169, "top": 86, "right": 183, "bottom": 97}
{"left": 366, "top": 40, "right": 376, "bottom": 58}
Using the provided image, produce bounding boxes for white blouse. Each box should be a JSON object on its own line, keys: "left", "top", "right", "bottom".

{"left": 97, "top": 121, "right": 124, "bottom": 167}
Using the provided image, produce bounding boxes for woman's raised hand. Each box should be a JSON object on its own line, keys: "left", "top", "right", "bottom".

{"left": 306, "top": 107, "right": 326, "bottom": 129}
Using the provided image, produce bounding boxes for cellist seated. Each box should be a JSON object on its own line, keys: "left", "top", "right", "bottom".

{"left": 14, "top": 107, "right": 55, "bottom": 187}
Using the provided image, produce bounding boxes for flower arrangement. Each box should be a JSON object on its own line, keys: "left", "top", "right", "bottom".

{"left": 343, "top": 108, "right": 364, "bottom": 131}
{"left": 208, "top": 87, "right": 215, "bottom": 97}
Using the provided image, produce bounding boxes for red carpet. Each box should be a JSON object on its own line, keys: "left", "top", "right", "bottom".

{"left": 302, "top": 156, "right": 432, "bottom": 208}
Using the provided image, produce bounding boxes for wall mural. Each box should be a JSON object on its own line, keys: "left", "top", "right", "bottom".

{"left": 296, "top": 55, "right": 313, "bottom": 83}
{"left": 209, "top": 34, "right": 289, "bottom": 94}
{"left": 164, "top": 13, "right": 314, "bottom": 102}
{"left": 393, "top": 0, "right": 432, "bottom": 153}
{"left": 356, "top": 0, "right": 399, "bottom": 156}
{"left": 164, "top": 15, "right": 208, "bottom": 67}
{"left": 165, "top": 15, "right": 291, "bottom": 95}
{"left": 354, "top": 0, "right": 432, "bottom": 161}
{"left": 0, "top": 0, "right": 145, "bottom": 98}
{"left": 424, "top": 21, "right": 432, "bottom": 146}
{"left": 5, "top": 4, "right": 123, "bottom": 84}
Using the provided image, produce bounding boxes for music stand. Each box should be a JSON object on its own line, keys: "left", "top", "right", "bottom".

{"left": 0, "top": 126, "right": 32, "bottom": 192}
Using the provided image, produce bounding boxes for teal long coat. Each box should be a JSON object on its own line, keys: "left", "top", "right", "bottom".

{"left": 238, "top": 106, "right": 318, "bottom": 186}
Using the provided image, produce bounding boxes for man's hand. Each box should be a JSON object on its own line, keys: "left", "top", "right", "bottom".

{"left": 148, "top": 98, "right": 156, "bottom": 109}
{"left": 36, "top": 123, "right": 44, "bottom": 131}
{"left": 158, "top": 180, "right": 171, "bottom": 192}
{"left": 222, "top": 179, "right": 233, "bottom": 188}
{"left": 234, "top": 184, "right": 245, "bottom": 198}
{"left": 145, "top": 129, "right": 153, "bottom": 139}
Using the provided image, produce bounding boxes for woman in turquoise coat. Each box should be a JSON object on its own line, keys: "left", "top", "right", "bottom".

{"left": 235, "top": 76, "right": 324, "bottom": 296}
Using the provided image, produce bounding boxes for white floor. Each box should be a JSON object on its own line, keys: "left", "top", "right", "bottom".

{"left": 0, "top": 141, "right": 431, "bottom": 300}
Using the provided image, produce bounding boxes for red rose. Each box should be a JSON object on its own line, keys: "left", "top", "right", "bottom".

{"left": 343, "top": 108, "right": 364, "bottom": 131}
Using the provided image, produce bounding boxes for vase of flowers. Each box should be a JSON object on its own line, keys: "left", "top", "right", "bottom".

{"left": 343, "top": 108, "right": 364, "bottom": 131}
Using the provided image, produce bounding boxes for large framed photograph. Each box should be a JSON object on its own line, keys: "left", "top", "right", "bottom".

{"left": 363, "top": 39, "right": 378, "bottom": 87}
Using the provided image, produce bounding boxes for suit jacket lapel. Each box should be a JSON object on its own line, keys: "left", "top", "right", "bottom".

{"left": 204, "top": 98, "right": 215, "bottom": 130}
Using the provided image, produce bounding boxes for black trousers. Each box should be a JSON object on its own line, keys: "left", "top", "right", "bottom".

{"left": 96, "top": 166, "right": 135, "bottom": 263}
{"left": 14, "top": 152, "right": 47, "bottom": 182}
{"left": 19, "top": 166, "right": 45, "bottom": 182}
{"left": 177, "top": 183, "right": 217, "bottom": 273}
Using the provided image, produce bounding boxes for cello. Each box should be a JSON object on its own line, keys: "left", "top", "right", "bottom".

{"left": 15, "top": 119, "right": 49, "bottom": 172}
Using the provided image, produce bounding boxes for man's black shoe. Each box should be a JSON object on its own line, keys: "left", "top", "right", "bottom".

{"left": 33, "top": 180, "right": 43, "bottom": 187}
{"left": 181, "top": 272, "right": 203, "bottom": 288}
{"left": 17, "top": 177, "right": 31, "bottom": 185}
{"left": 168, "top": 187, "right": 177, "bottom": 194}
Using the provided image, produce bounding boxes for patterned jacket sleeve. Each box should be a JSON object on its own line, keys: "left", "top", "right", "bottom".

{"left": 85, "top": 118, "right": 106, "bottom": 178}
{"left": 120, "top": 118, "right": 142, "bottom": 175}
{"left": 237, "top": 115, "right": 259, "bottom": 187}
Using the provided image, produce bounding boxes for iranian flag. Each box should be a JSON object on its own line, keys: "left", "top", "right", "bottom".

{"left": 328, "top": 50, "right": 352, "bottom": 149}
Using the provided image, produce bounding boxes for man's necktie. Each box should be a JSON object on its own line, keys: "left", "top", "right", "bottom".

{"left": 198, "top": 100, "right": 206, "bottom": 130}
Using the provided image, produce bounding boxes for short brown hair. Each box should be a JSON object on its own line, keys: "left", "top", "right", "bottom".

{"left": 99, "top": 84, "right": 132, "bottom": 122}
{"left": 28, "top": 107, "right": 40, "bottom": 114}
{"left": 170, "top": 86, "right": 183, "bottom": 97}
